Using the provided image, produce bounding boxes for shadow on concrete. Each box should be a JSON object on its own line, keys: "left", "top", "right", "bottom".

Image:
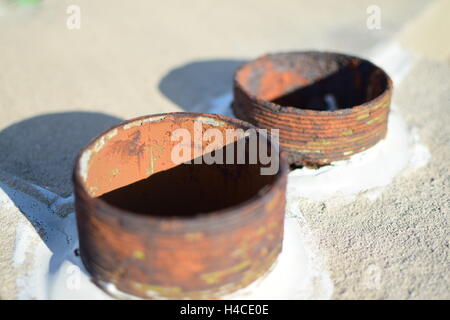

{"left": 0, "top": 112, "right": 123, "bottom": 289}
{"left": 0, "top": 112, "right": 122, "bottom": 197}
{"left": 159, "top": 59, "right": 246, "bottom": 113}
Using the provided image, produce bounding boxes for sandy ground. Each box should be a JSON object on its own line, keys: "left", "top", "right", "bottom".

{"left": 0, "top": 0, "right": 448, "bottom": 299}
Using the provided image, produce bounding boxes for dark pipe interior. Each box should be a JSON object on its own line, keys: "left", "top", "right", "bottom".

{"left": 270, "top": 62, "right": 387, "bottom": 110}
{"left": 99, "top": 139, "right": 277, "bottom": 217}
{"left": 244, "top": 53, "right": 388, "bottom": 111}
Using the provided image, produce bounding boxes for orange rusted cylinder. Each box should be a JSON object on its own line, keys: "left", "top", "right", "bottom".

{"left": 73, "top": 112, "right": 288, "bottom": 299}
{"left": 232, "top": 51, "right": 393, "bottom": 167}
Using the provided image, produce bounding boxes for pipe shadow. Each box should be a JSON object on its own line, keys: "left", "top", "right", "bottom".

{"left": 0, "top": 111, "right": 122, "bottom": 286}
{"left": 0, "top": 112, "right": 122, "bottom": 197}
{"left": 159, "top": 59, "right": 246, "bottom": 114}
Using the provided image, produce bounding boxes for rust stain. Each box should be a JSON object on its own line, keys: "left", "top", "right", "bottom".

{"left": 73, "top": 112, "right": 288, "bottom": 299}
{"left": 232, "top": 51, "right": 393, "bottom": 167}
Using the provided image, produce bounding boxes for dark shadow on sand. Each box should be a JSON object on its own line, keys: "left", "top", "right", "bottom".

{"left": 159, "top": 59, "right": 246, "bottom": 113}
{"left": 0, "top": 112, "right": 122, "bottom": 197}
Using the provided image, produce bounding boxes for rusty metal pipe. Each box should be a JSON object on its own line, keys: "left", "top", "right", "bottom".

{"left": 232, "top": 51, "right": 393, "bottom": 167}
{"left": 73, "top": 112, "right": 288, "bottom": 299}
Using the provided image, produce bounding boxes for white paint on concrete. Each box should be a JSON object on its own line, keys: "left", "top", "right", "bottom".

{"left": 288, "top": 110, "right": 430, "bottom": 201}
{"left": 202, "top": 91, "right": 234, "bottom": 117}
{"left": 13, "top": 223, "right": 34, "bottom": 267}
{"left": 370, "top": 42, "right": 418, "bottom": 85}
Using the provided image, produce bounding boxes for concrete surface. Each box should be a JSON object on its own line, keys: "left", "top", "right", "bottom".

{"left": 0, "top": 0, "right": 448, "bottom": 299}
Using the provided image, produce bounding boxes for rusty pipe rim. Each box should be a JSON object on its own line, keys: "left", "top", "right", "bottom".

{"left": 73, "top": 112, "right": 288, "bottom": 228}
{"left": 73, "top": 112, "right": 288, "bottom": 299}
{"left": 232, "top": 51, "right": 393, "bottom": 167}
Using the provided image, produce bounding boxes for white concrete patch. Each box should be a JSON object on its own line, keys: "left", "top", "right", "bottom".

{"left": 370, "top": 42, "right": 418, "bottom": 85}
{"left": 0, "top": 181, "right": 54, "bottom": 299}
{"left": 1, "top": 179, "right": 111, "bottom": 299}
{"left": 201, "top": 91, "right": 234, "bottom": 117}
{"left": 288, "top": 109, "right": 430, "bottom": 201}
{"left": 13, "top": 223, "right": 34, "bottom": 267}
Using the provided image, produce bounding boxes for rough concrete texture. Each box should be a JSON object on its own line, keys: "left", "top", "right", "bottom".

{"left": 0, "top": 0, "right": 448, "bottom": 299}
{"left": 300, "top": 58, "right": 450, "bottom": 299}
